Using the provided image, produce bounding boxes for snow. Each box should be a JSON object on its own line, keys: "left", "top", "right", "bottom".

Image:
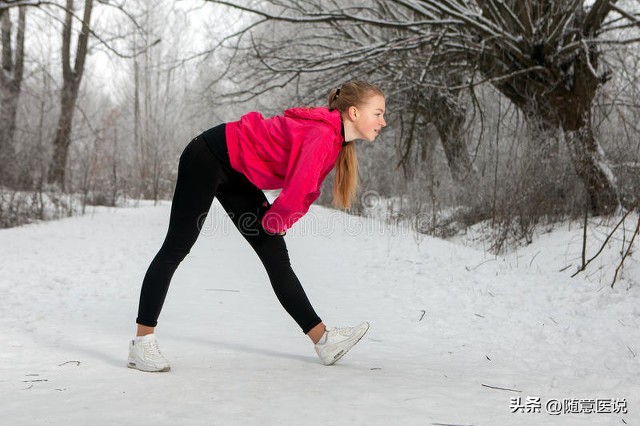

{"left": 1, "top": 201, "right": 638, "bottom": 425}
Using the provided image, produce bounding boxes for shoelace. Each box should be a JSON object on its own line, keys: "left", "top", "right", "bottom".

{"left": 141, "top": 340, "right": 164, "bottom": 359}
{"left": 329, "top": 326, "right": 355, "bottom": 337}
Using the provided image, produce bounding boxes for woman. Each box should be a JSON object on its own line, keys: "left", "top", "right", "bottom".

{"left": 128, "top": 81, "right": 386, "bottom": 372}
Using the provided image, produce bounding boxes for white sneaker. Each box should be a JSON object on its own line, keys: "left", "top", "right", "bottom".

{"left": 314, "top": 322, "right": 369, "bottom": 366}
{"left": 128, "top": 334, "right": 171, "bottom": 372}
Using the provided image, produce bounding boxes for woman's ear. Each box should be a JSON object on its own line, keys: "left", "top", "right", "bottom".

{"left": 348, "top": 105, "right": 358, "bottom": 121}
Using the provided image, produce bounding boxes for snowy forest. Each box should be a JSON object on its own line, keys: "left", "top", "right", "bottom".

{"left": 1, "top": 0, "right": 639, "bottom": 252}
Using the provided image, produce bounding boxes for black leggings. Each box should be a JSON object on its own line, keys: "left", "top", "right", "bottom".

{"left": 136, "top": 124, "right": 322, "bottom": 334}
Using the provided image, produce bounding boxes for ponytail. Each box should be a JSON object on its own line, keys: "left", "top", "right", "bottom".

{"left": 327, "top": 81, "right": 384, "bottom": 210}
{"left": 332, "top": 142, "right": 358, "bottom": 209}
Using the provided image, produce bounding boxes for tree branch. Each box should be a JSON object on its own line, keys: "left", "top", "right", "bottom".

{"left": 608, "top": 3, "right": 640, "bottom": 28}
{"left": 611, "top": 211, "right": 640, "bottom": 288}
{"left": 0, "top": 0, "right": 53, "bottom": 10}
{"left": 205, "top": 0, "right": 441, "bottom": 29}
{"left": 584, "top": 0, "right": 615, "bottom": 35}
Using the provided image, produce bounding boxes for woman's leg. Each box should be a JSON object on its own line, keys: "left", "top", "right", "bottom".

{"left": 136, "top": 136, "right": 225, "bottom": 333}
{"left": 215, "top": 178, "right": 324, "bottom": 339}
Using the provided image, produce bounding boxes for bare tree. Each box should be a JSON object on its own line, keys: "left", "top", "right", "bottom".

{"left": 47, "top": 0, "right": 92, "bottom": 189}
{"left": 465, "top": 0, "right": 623, "bottom": 215}
{"left": 0, "top": 5, "right": 25, "bottom": 184}
{"left": 125, "top": 0, "right": 192, "bottom": 202}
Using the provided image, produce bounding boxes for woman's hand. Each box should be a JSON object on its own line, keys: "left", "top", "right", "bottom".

{"left": 260, "top": 201, "right": 286, "bottom": 236}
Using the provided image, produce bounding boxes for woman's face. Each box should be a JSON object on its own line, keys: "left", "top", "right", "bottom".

{"left": 351, "top": 94, "right": 386, "bottom": 142}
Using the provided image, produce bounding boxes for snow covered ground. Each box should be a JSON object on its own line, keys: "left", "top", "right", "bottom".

{"left": 1, "top": 201, "right": 638, "bottom": 425}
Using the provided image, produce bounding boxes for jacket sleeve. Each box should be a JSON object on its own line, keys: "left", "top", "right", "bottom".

{"left": 261, "top": 130, "right": 331, "bottom": 234}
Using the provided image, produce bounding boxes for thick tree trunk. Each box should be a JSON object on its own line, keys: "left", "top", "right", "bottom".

{"left": 0, "top": 83, "right": 19, "bottom": 173}
{"left": 400, "top": 85, "right": 475, "bottom": 185}
{"left": 0, "top": 81, "right": 19, "bottom": 171}
{"left": 423, "top": 77, "right": 475, "bottom": 185}
{"left": 46, "top": 0, "right": 93, "bottom": 189}
{"left": 560, "top": 110, "right": 618, "bottom": 214}
{"left": 552, "top": 60, "right": 619, "bottom": 215}
{"left": 430, "top": 95, "right": 474, "bottom": 184}
{"left": 47, "top": 85, "right": 79, "bottom": 188}
{"left": 0, "top": 7, "right": 25, "bottom": 183}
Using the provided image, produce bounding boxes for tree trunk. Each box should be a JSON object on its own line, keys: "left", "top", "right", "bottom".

{"left": 47, "top": 0, "right": 93, "bottom": 189}
{"left": 399, "top": 85, "right": 475, "bottom": 186}
{"left": 490, "top": 64, "right": 619, "bottom": 215}
{"left": 559, "top": 107, "right": 618, "bottom": 214}
{"left": 0, "top": 6, "right": 25, "bottom": 184}
{"left": 48, "top": 84, "right": 79, "bottom": 188}
{"left": 552, "top": 59, "right": 619, "bottom": 215}
{"left": 430, "top": 92, "right": 474, "bottom": 184}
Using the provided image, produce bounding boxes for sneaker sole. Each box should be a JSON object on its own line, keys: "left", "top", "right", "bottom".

{"left": 127, "top": 361, "right": 171, "bottom": 372}
{"left": 325, "top": 322, "right": 370, "bottom": 366}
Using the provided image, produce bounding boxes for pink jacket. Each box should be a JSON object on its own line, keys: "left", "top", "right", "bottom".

{"left": 225, "top": 107, "right": 344, "bottom": 234}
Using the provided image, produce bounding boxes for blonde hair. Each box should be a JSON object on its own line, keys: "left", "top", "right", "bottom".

{"left": 327, "top": 81, "right": 384, "bottom": 210}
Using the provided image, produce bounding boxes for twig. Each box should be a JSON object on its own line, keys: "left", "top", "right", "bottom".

{"left": 481, "top": 383, "right": 521, "bottom": 393}
{"left": 582, "top": 206, "right": 589, "bottom": 269}
{"left": 611, "top": 213, "right": 639, "bottom": 288}
{"left": 572, "top": 208, "right": 634, "bottom": 277}
{"left": 431, "top": 423, "right": 475, "bottom": 426}
{"left": 419, "top": 310, "right": 426, "bottom": 321}
{"left": 58, "top": 360, "right": 80, "bottom": 367}
{"left": 575, "top": 203, "right": 589, "bottom": 275}
{"left": 467, "top": 258, "right": 497, "bottom": 270}
{"left": 21, "top": 379, "right": 48, "bottom": 383}
{"left": 529, "top": 251, "right": 541, "bottom": 267}
{"left": 627, "top": 345, "right": 636, "bottom": 358}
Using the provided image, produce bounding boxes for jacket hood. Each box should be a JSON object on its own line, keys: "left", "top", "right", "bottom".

{"left": 283, "top": 107, "right": 342, "bottom": 134}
